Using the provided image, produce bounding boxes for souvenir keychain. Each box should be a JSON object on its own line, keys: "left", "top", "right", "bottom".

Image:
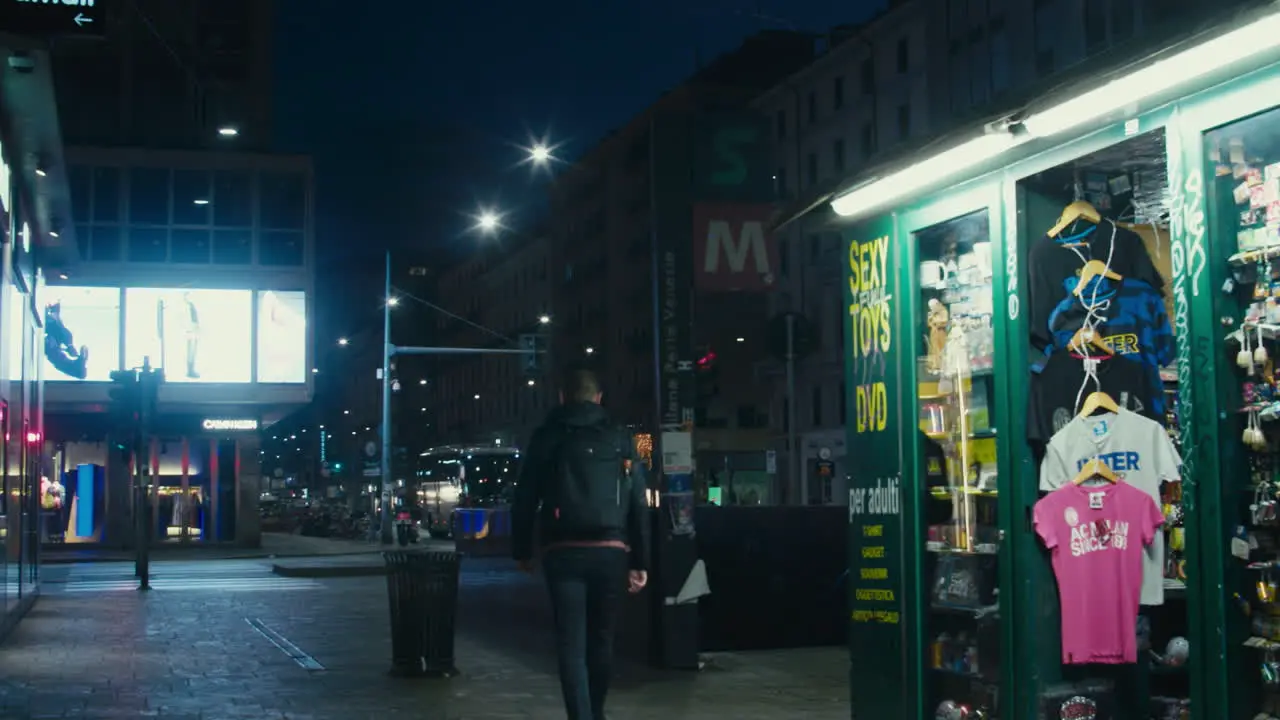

{"left": 1241, "top": 331, "right": 1257, "bottom": 375}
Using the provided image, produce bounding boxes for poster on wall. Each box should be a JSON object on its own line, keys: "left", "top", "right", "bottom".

{"left": 124, "top": 288, "right": 251, "bottom": 383}
{"left": 42, "top": 286, "right": 121, "bottom": 382}
{"left": 256, "top": 290, "right": 306, "bottom": 383}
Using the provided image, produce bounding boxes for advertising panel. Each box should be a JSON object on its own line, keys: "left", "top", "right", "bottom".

{"left": 43, "top": 286, "right": 122, "bottom": 382}
{"left": 124, "top": 288, "right": 252, "bottom": 383}
{"left": 256, "top": 290, "right": 306, "bottom": 383}
{"left": 692, "top": 203, "right": 778, "bottom": 292}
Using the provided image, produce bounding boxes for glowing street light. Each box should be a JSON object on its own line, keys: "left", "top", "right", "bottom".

{"left": 585, "top": 347, "right": 595, "bottom": 355}
{"left": 387, "top": 296, "right": 400, "bottom": 308}
{"left": 476, "top": 210, "right": 501, "bottom": 234}
{"left": 538, "top": 314, "right": 551, "bottom": 325}
{"left": 218, "top": 126, "right": 239, "bottom": 137}
{"left": 338, "top": 337, "right": 349, "bottom": 346}
{"left": 530, "top": 144, "right": 552, "bottom": 164}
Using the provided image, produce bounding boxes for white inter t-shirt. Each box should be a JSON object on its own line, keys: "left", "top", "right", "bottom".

{"left": 1039, "top": 408, "right": 1181, "bottom": 606}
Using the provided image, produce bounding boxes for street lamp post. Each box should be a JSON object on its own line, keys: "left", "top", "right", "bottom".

{"left": 376, "top": 248, "right": 544, "bottom": 545}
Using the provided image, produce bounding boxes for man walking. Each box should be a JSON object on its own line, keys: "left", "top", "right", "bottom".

{"left": 512, "top": 367, "right": 650, "bottom": 720}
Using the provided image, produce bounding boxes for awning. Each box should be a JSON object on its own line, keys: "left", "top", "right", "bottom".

{"left": 774, "top": 0, "right": 1280, "bottom": 230}
{"left": 0, "top": 35, "right": 79, "bottom": 268}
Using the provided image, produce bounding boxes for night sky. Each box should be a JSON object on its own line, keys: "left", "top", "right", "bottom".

{"left": 272, "top": 0, "right": 883, "bottom": 334}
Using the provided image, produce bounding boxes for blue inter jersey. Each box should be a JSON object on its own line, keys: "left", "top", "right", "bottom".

{"left": 1046, "top": 277, "right": 1172, "bottom": 415}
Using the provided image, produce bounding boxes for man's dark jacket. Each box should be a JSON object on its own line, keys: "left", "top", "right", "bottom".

{"left": 511, "top": 401, "right": 650, "bottom": 571}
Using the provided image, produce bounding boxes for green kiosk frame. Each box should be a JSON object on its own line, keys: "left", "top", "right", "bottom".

{"left": 830, "top": 3, "right": 1280, "bottom": 718}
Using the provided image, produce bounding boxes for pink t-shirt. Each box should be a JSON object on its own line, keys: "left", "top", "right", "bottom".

{"left": 1034, "top": 481, "right": 1164, "bottom": 664}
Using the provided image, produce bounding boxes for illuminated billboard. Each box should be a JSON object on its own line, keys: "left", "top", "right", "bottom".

{"left": 124, "top": 288, "right": 252, "bottom": 384}
{"left": 43, "top": 286, "right": 122, "bottom": 382}
{"left": 256, "top": 290, "right": 306, "bottom": 383}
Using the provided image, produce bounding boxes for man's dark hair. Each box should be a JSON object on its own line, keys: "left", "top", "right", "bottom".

{"left": 561, "top": 366, "right": 601, "bottom": 403}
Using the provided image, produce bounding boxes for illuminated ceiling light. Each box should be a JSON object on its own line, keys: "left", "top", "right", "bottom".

{"left": 736, "top": 337, "right": 745, "bottom": 343}
{"left": 585, "top": 347, "right": 594, "bottom": 354}
{"left": 311, "top": 368, "right": 318, "bottom": 374}
{"left": 538, "top": 314, "right": 551, "bottom": 324}
{"left": 387, "top": 296, "right": 400, "bottom": 307}
{"left": 527, "top": 379, "right": 535, "bottom": 386}
{"left": 193, "top": 199, "right": 210, "bottom": 205}
{"left": 338, "top": 337, "right": 349, "bottom": 346}
{"left": 418, "top": 379, "right": 426, "bottom": 385}
{"left": 1023, "top": 10, "right": 1280, "bottom": 138}
{"left": 58, "top": 273, "right": 68, "bottom": 280}
{"left": 35, "top": 168, "right": 45, "bottom": 177}
{"left": 48, "top": 231, "right": 58, "bottom": 238}
{"left": 474, "top": 393, "right": 481, "bottom": 400}
{"left": 830, "top": 133, "right": 1023, "bottom": 218}
{"left": 218, "top": 126, "right": 239, "bottom": 137}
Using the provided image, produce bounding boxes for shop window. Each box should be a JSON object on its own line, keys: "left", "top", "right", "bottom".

{"left": 88, "top": 225, "right": 122, "bottom": 261}
{"left": 128, "top": 167, "right": 169, "bottom": 224}
{"left": 832, "top": 75, "right": 845, "bottom": 110}
{"left": 127, "top": 227, "right": 167, "bottom": 262}
{"left": 260, "top": 172, "right": 306, "bottom": 229}
{"left": 170, "top": 229, "right": 211, "bottom": 263}
{"left": 1018, "top": 128, "right": 1183, "bottom": 715}
{"left": 92, "top": 167, "right": 120, "bottom": 222}
{"left": 259, "top": 230, "right": 304, "bottom": 266}
{"left": 213, "top": 171, "right": 252, "bottom": 227}
{"left": 68, "top": 164, "right": 91, "bottom": 222}
{"left": 172, "top": 169, "right": 211, "bottom": 225}
{"left": 913, "top": 208, "right": 999, "bottom": 714}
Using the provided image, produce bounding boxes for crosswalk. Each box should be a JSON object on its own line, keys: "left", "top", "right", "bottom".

{"left": 44, "top": 559, "right": 321, "bottom": 595}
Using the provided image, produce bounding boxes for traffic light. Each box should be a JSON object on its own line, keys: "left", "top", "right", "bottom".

{"left": 519, "top": 333, "right": 546, "bottom": 378}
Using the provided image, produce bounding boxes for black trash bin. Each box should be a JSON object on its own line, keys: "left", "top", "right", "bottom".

{"left": 384, "top": 549, "right": 461, "bottom": 677}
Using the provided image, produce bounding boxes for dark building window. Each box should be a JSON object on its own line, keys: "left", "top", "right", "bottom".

{"left": 812, "top": 385, "right": 823, "bottom": 426}
{"left": 897, "top": 37, "right": 910, "bottom": 73}
{"left": 259, "top": 230, "right": 304, "bottom": 266}
{"left": 1084, "top": 0, "right": 1107, "bottom": 51}
{"left": 172, "top": 170, "right": 211, "bottom": 225}
{"left": 170, "top": 229, "right": 211, "bottom": 263}
{"left": 862, "top": 123, "right": 875, "bottom": 158}
{"left": 1112, "top": 0, "right": 1135, "bottom": 42}
{"left": 260, "top": 172, "right": 306, "bottom": 229}
{"left": 92, "top": 167, "right": 120, "bottom": 222}
{"left": 775, "top": 109, "right": 786, "bottom": 140}
{"left": 68, "top": 165, "right": 91, "bottom": 221}
{"left": 861, "top": 58, "right": 874, "bottom": 94}
{"left": 213, "top": 171, "right": 252, "bottom": 226}
{"left": 833, "top": 138, "right": 846, "bottom": 174}
{"left": 129, "top": 167, "right": 169, "bottom": 224}
{"left": 897, "top": 104, "right": 911, "bottom": 139}
{"left": 90, "top": 226, "right": 122, "bottom": 261}
{"left": 213, "top": 229, "right": 252, "bottom": 264}
{"left": 128, "top": 227, "right": 167, "bottom": 262}
{"left": 806, "top": 153, "right": 818, "bottom": 186}
{"left": 833, "top": 75, "right": 845, "bottom": 110}
{"left": 807, "top": 91, "right": 817, "bottom": 123}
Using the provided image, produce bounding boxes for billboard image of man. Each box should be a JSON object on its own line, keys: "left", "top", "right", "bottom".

{"left": 44, "top": 301, "right": 89, "bottom": 380}
{"left": 156, "top": 291, "right": 202, "bottom": 379}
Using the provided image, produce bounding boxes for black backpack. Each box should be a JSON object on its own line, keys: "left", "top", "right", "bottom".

{"left": 545, "top": 422, "right": 631, "bottom": 535}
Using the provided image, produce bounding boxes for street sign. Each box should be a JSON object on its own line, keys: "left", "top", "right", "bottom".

{"left": 0, "top": 0, "right": 107, "bottom": 39}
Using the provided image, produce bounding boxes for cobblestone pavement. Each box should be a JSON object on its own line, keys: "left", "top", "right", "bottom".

{"left": 0, "top": 558, "right": 848, "bottom": 719}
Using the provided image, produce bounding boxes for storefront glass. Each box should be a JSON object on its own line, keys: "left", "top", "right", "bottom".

{"left": 1204, "top": 105, "right": 1280, "bottom": 719}
{"left": 913, "top": 210, "right": 1003, "bottom": 717}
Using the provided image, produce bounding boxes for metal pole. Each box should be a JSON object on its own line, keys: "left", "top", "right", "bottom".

{"left": 379, "top": 250, "right": 394, "bottom": 545}
{"left": 786, "top": 313, "right": 802, "bottom": 506}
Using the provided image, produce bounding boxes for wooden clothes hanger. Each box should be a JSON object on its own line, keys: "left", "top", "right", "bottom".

{"left": 1068, "top": 326, "right": 1115, "bottom": 356}
{"left": 1048, "top": 200, "right": 1102, "bottom": 241}
{"left": 1072, "top": 457, "right": 1119, "bottom": 485}
{"left": 1073, "top": 259, "right": 1123, "bottom": 296}
{"left": 1078, "top": 390, "right": 1120, "bottom": 417}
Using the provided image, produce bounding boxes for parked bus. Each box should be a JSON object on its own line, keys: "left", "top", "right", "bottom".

{"left": 415, "top": 445, "right": 519, "bottom": 538}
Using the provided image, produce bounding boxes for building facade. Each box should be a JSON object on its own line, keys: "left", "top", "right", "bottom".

{"left": 753, "top": 0, "right": 1250, "bottom": 505}
{"left": 0, "top": 36, "right": 81, "bottom": 636}
{"left": 50, "top": 0, "right": 273, "bottom": 150}
{"left": 45, "top": 146, "right": 314, "bottom": 548}
{"left": 430, "top": 233, "right": 554, "bottom": 449}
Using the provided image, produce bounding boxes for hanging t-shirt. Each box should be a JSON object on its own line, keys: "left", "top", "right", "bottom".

{"left": 1027, "top": 350, "right": 1158, "bottom": 444}
{"left": 1040, "top": 408, "right": 1181, "bottom": 606}
{"left": 1046, "top": 277, "right": 1173, "bottom": 414}
{"left": 1028, "top": 219, "right": 1165, "bottom": 352}
{"left": 1034, "top": 481, "right": 1164, "bottom": 664}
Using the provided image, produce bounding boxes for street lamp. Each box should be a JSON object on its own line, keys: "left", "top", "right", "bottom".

{"left": 538, "top": 314, "right": 551, "bottom": 325}
{"left": 475, "top": 210, "right": 501, "bottom": 234}
{"left": 218, "top": 126, "right": 239, "bottom": 137}
{"left": 530, "top": 144, "right": 552, "bottom": 164}
{"left": 585, "top": 347, "right": 595, "bottom": 355}
{"left": 387, "top": 296, "right": 400, "bottom": 308}
{"left": 338, "top": 337, "right": 349, "bottom": 347}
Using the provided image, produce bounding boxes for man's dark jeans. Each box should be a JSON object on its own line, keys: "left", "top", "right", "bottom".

{"left": 543, "top": 546, "right": 629, "bottom": 720}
